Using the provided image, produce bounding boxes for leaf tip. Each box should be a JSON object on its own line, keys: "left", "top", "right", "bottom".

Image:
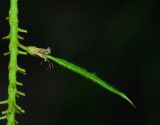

{"left": 121, "top": 93, "right": 135, "bottom": 109}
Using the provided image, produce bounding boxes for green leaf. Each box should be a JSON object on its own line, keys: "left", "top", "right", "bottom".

{"left": 47, "top": 55, "right": 135, "bottom": 108}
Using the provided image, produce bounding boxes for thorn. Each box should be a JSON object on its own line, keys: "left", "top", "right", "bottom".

{"left": 17, "top": 91, "right": 25, "bottom": 96}
{"left": 6, "top": 16, "right": 9, "bottom": 20}
{"left": 16, "top": 110, "right": 22, "bottom": 114}
{"left": 15, "top": 120, "right": 19, "bottom": 125}
{"left": 0, "top": 115, "right": 7, "bottom": 120}
{"left": 2, "top": 110, "right": 8, "bottom": 115}
{"left": 18, "top": 35, "right": 24, "bottom": 40}
{"left": 0, "top": 100, "right": 8, "bottom": 105}
{"left": 16, "top": 82, "right": 23, "bottom": 86}
{"left": 15, "top": 105, "right": 25, "bottom": 114}
{"left": 3, "top": 52, "right": 10, "bottom": 56}
{"left": 17, "top": 66, "right": 26, "bottom": 75}
{"left": 18, "top": 43, "right": 27, "bottom": 51}
{"left": 18, "top": 50, "right": 27, "bottom": 55}
{"left": 2, "top": 35, "right": 10, "bottom": 40}
{"left": 18, "top": 28, "right": 27, "bottom": 33}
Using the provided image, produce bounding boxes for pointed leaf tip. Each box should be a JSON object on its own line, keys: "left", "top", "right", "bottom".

{"left": 121, "top": 93, "right": 135, "bottom": 108}
{"left": 47, "top": 55, "right": 135, "bottom": 108}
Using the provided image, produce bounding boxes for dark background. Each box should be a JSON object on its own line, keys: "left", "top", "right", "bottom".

{"left": 0, "top": 0, "right": 159, "bottom": 125}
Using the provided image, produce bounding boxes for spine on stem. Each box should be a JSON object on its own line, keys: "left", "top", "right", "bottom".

{"left": 0, "top": 0, "right": 27, "bottom": 124}
{"left": 7, "top": 0, "right": 20, "bottom": 124}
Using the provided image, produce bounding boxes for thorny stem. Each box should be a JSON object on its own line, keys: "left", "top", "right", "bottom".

{"left": 0, "top": 0, "right": 26, "bottom": 124}
{"left": 7, "top": 0, "right": 19, "bottom": 124}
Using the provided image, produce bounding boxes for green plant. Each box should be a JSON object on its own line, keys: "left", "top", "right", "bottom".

{"left": 0, "top": 0, "right": 134, "bottom": 125}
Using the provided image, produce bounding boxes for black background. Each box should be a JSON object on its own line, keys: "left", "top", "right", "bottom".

{"left": 0, "top": 0, "right": 159, "bottom": 125}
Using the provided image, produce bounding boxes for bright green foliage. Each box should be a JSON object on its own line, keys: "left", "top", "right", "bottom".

{"left": 47, "top": 55, "right": 135, "bottom": 108}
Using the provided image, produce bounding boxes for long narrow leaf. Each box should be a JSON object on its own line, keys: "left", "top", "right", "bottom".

{"left": 47, "top": 55, "right": 135, "bottom": 108}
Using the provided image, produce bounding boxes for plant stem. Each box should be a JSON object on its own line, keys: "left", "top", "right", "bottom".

{"left": 1, "top": 0, "right": 25, "bottom": 124}
{"left": 7, "top": 0, "right": 19, "bottom": 124}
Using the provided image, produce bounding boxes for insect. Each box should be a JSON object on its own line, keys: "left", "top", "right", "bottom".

{"left": 40, "top": 47, "right": 54, "bottom": 70}
{"left": 26, "top": 46, "right": 51, "bottom": 59}
{"left": 26, "top": 46, "right": 54, "bottom": 70}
